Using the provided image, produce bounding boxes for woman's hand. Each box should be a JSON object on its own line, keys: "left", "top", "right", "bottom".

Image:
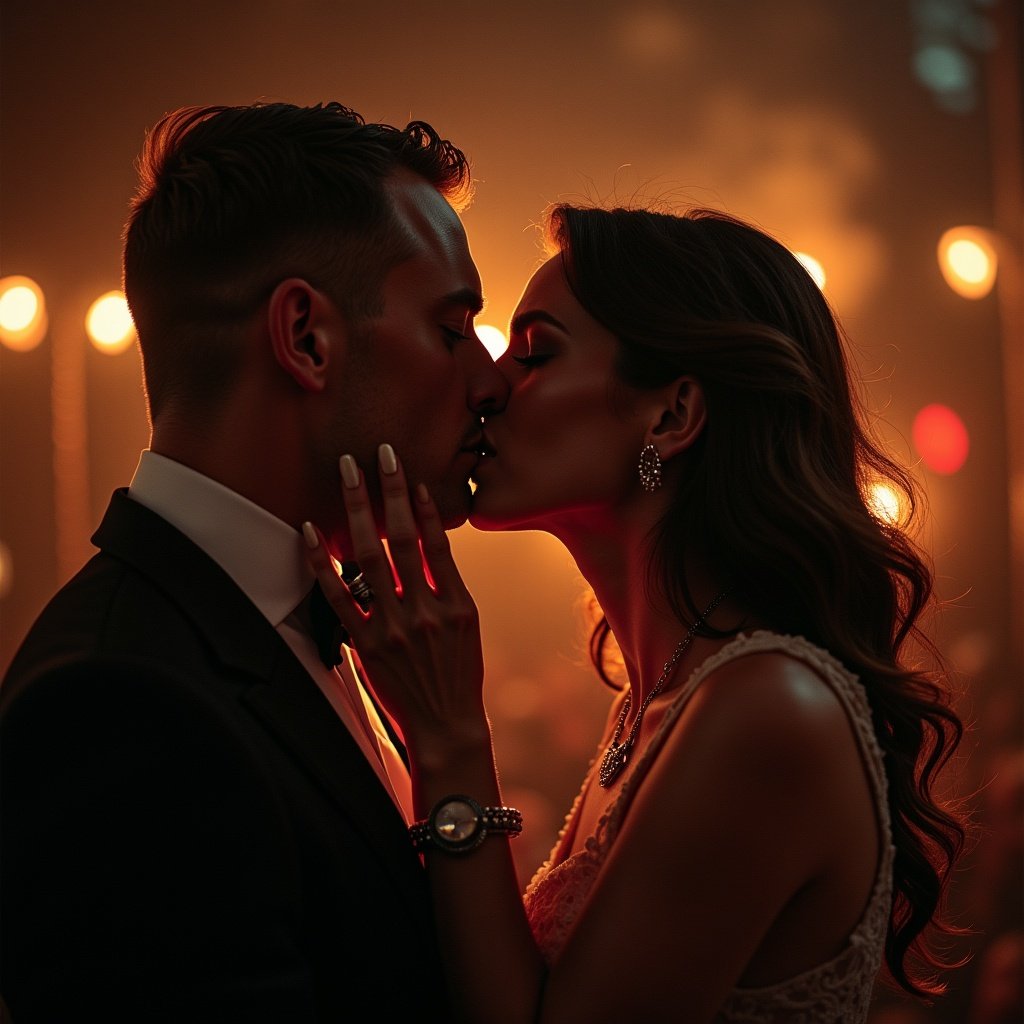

{"left": 305, "top": 459, "right": 548, "bottom": 1024}
{"left": 302, "top": 444, "right": 489, "bottom": 764}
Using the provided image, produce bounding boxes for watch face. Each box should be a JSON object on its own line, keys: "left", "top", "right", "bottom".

{"left": 434, "top": 799, "right": 480, "bottom": 845}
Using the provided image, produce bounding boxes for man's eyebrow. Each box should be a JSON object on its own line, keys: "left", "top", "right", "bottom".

{"left": 508, "top": 309, "right": 568, "bottom": 336}
{"left": 437, "top": 288, "right": 485, "bottom": 316}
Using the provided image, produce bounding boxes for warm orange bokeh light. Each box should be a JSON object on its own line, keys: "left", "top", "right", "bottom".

{"left": 793, "top": 251, "right": 826, "bottom": 290}
{"left": 0, "top": 275, "right": 47, "bottom": 352}
{"left": 476, "top": 324, "right": 509, "bottom": 360}
{"left": 913, "top": 403, "right": 969, "bottom": 474}
{"left": 86, "top": 291, "right": 136, "bottom": 354}
{"left": 937, "top": 226, "right": 997, "bottom": 299}
{"left": 867, "top": 482, "right": 901, "bottom": 525}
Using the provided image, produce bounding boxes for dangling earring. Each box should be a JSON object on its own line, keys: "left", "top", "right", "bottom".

{"left": 638, "top": 443, "right": 662, "bottom": 492}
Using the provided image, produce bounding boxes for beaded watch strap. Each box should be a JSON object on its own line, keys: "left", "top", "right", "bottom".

{"left": 409, "top": 796, "right": 523, "bottom": 854}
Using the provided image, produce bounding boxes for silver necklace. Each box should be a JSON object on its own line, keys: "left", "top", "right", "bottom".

{"left": 598, "top": 591, "right": 729, "bottom": 788}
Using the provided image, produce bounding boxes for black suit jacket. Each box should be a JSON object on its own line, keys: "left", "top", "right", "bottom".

{"left": 1, "top": 490, "right": 449, "bottom": 1021}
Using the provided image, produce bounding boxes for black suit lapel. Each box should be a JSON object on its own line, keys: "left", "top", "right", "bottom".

{"left": 92, "top": 490, "right": 424, "bottom": 902}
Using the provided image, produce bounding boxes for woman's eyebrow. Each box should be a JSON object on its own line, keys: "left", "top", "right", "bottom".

{"left": 508, "top": 309, "right": 568, "bottom": 336}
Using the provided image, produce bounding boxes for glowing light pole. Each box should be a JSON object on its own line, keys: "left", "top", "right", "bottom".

{"left": 1, "top": 278, "right": 136, "bottom": 585}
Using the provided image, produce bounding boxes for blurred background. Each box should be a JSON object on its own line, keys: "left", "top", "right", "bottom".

{"left": 1, "top": 1, "right": 1021, "bottom": 1019}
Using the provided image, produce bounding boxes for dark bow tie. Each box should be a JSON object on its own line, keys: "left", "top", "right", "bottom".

{"left": 308, "top": 581, "right": 348, "bottom": 668}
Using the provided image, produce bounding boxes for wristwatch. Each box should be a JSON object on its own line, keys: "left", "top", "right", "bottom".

{"left": 409, "top": 795, "right": 523, "bottom": 854}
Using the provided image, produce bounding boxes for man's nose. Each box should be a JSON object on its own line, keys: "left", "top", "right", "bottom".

{"left": 465, "top": 338, "right": 510, "bottom": 415}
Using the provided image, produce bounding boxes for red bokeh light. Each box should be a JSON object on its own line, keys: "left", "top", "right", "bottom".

{"left": 912, "top": 403, "right": 969, "bottom": 475}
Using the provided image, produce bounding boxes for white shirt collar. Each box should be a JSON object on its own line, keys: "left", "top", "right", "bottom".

{"left": 128, "top": 450, "right": 314, "bottom": 628}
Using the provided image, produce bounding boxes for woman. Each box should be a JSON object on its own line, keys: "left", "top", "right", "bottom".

{"left": 303, "top": 205, "right": 966, "bottom": 1022}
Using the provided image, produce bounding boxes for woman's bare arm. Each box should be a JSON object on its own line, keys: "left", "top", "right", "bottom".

{"left": 305, "top": 448, "right": 874, "bottom": 1023}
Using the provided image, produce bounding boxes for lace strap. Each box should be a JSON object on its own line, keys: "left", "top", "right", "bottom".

{"left": 601, "top": 631, "right": 893, "bottom": 850}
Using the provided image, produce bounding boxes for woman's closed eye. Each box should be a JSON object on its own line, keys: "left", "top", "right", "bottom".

{"left": 510, "top": 352, "right": 553, "bottom": 368}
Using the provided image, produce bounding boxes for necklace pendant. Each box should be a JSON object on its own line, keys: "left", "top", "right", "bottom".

{"left": 595, "top": 590, "right": 729, "bottom": 792}
{"left": 599, "top": 742, "right": 628, "bottom": 788}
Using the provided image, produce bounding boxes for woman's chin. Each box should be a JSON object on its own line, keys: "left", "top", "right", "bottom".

{"left": 468, "top": 515, "right": 501, "bottom": 532}
{"left": 468, "top": 494, "right": 534, "bottom": 533}
{"left": 467, "top": 501, "right": 506, "bottom": 532}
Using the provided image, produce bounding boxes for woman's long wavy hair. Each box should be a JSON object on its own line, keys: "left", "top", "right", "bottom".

{"left": 549, "top": 204, "right": 968, "bottom": 998}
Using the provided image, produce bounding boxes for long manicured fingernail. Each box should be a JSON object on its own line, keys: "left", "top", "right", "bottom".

{"left": 301, "top": 522, "right": 319, "bottom": 549}
{"left": 340, "top": 454, "right": 359, "bottom": 489}
{"left": 379, "top": 443, "right": 397, "bottom": 475}
{"left": 415, "top": 483, "right": 430, "bottom": 504}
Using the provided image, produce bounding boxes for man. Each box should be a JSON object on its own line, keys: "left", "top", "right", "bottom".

{"left": 0, "top": 102, "right": 508, "bottom": 1021}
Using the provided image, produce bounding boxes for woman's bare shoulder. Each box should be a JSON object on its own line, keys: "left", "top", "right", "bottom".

{"left": 678, "top": 645, "right": 861, "bottom": 773}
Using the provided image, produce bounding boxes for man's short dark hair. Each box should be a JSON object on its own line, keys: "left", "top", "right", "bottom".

{"left": 122, "top": 102, "right": 471, "bottom": 418}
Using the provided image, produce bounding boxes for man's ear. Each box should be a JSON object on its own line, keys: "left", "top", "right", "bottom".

{"left": 267, "top": 278, "right": 342, "bottom": 393}
{"left": 646, "top": 377, "right": 707, "bottom": 460}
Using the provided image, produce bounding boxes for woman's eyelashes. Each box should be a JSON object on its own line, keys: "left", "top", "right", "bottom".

{"left": 510, "top": 352, "right": 552, "bottom": 368}
{"left": 507, "top": 331, "right": 556, "bottom": 369}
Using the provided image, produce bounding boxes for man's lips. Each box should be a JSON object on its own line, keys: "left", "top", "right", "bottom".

{"left": 460, "top": 431, "right": 497, "bottom": 458}
{"left": 463, "top": 432, "right": 497, "bottom": 489}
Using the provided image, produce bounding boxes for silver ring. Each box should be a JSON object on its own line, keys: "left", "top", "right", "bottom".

{"left": 346, "top": 572, "right": 374, "bottom": 610}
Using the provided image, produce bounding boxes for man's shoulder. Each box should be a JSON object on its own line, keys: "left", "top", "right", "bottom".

{"left": 0, "top": 570, "right": 251, "bottom": 757}
{"left": 7, "top": 551, "right": 166, "bottom": 665}
{"left": 1, "top": 548, "right": 220, "bottom": 712}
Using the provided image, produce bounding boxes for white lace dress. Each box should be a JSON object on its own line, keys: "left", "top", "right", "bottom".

{"left": 523, "top": 632, "right": 895, "bottom": 1023}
